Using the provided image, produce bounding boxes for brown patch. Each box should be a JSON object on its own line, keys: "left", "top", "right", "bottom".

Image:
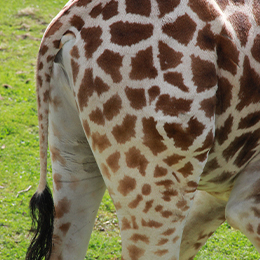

{"left": 163, "top": 154, "right": 185, "bottom": 166}
{"left": 178, "top": 162, "right": 194, "bottom": 178}
{"left": 176, "top": 198, "right": 188, "bottom": 210}
{"left": 155, "top": 180, "right": 178, "bottom": 201}
{"left": 97, "top": 49, "right": 123, "bottom": 83}
{"left": 154, "top": 249, "right": 169, "bottom": 256}
{"left": 127, "top": 245, "right": 145, "bottom": 260}
{"left": 247, "top": 223, "right": 254, "bottom": 233}
{"left": 112, "top": 114, "right": 137, "bottom": 143}
{"left": 156, "top": 0, "right": 180, "bottom": 18}
{"left": 40, "top": 45, "right": 48, "bottom": 56}
{"left": 155, "top": 205, "right": 163, "bottom": 212}
{"left": 82, "top": 119, "right": 91, "bottom": 137}
{"left": 142, "top": 117, "right": 167, "bottom": 155}
{"left": 45, "top": 21, "right": 63, "bottom": 38}
{"left": 131, "top": 216, "right": 139, "bottom": 229}
{"left": 128, "top": 194, "right": 143, "bottom": 208}
{"left": 158, "top": 41, "right": 183, "bottom": 70}
{"left": 50, "top": 146, "right": 66, "bottom": 166}
{"left": 195, "top": 130, "right": 214, "bottom": 152}
{"left": 238, "top": 112, "right": 260, "bottom": 129}
{"left": 37, "top": 75, "right": 43, "bottom": 88}
{"left": 229, "top": 12, "right": 251, "bottom": 47}
{"left": 223, "top": 131, "right": 260, "bottom": 167}
{"left": 141, "top": 219, "right": 163, "bottom": 228}
{"left": 172, "top": 236, "right": 180, "bottom": 243}
{"left": 89, "top": 4, "right": 103, "bottom": 18}
{"left": 188, "top": 0, "right": 219, "bottom": 21}
{"left": 142, "top": 184, "right": 151, "bottom": 195}
{"left": 130, "top": 46, "right": 158, "bottom": 80}
{"left": 208, "top": 171, "right": 234, "bottom": 184}
{"left": 148, "top": 86, "right": 160, "bottom": 104}
{"left": 125, "top": 87, "right": 146, "bottom": 109}
{"left": 59, "top": 222, "right": 71, "bottom": 236}
{"left": 200, "top": 96, "right": 216, "bottom": 118}
{"left": 90, "top": 1, "right": 118, "bottom": 20}
{"left": 203, "top": 158, "right": 220, "bottom": 176}
{"left": 161, "top": 211, "right": 173, "bottom": 218}
{"left": 143, "top": 200, "right": 154, "bottom": 213}
{"left": 215, "top": 115, "right": 233, "bottom": 145}
{"left": 126, "top": 0, "right": 151, "bottom": 17}
{"left": 130, "top": 233, "right": 150, "bottom": 244}
{"left": 234, "top": 130, "right": 260, "bottom": 167}
{"left": 106, "top": 151, "right": 120, "bottom": 173}
{"left": 196, "top": 24, "right": 216, "bottom": 51}
{"left": 258, "top": 224, "right": 260, "bottom": 235}
{"left": 76, "top": 0, "right": 91, "bottom": 7}
{"left": 191, "top": 55, "right": 217, "bottom": 92}
{"left": 216, "top": 76, "right": 233, "bottom": 115}
{"left": 162, "top": 228, "right": 176, "bottom": 236}
{"left": 164, "top": 72, "right": 189, "bottom": 92}
{"left": 101, "top": 164, "right": 111, "bottom": 180}
{"left": 102, "top": 0, "right": 119, "bottom": 20}
{"left": 157, "top": 238, "right": 169, "bottom": 245}
{"left": 89, "top": 108, "right": 105, "bottom": 125}
{"left": 53, "top": 173, "right": 62, "bottom": 191}
{"left": 121, "top": 217, "right": 131, "bottom": 230}
{"left": 154, "top": 165, "right": 168, "bottom": 178}
{"left": 253, "top": 0, "right": 260, "bottom": 25}
{"left": 194, "top": 243, "right": 202, "bottom": 250}
{"left": 110, "top": 21, "right": 153, "bottom": 46}
{"left": 91, "top": 132, "right": 111, "bottom": 153}
{"left": 103, "top": 94, "right": 122, "bottom": 120}
{"left": 71, "top": 59, "right": 79, "bottom": 85}
{"left": 236, "top": 56, "right": 260, "bottom": 111}
{"left": 162, "top": 14, "right": 197, "bottom": 45}
{"left": 70, "top": 45, "right": 80, "bottom": 59}
{"left": 216, "top": 28, "right": 239, "bottom": 75}
{"left": 55, "top": 197, "right": 71, "bottom": 219}
{"left": 77, "top": 68, "right": 95, "bottom": 111}
{"left": 251, "top": 34, "right": 260, "bottom": 63}
{"left": 95, "top": 76, "right": 110, "bottom": 96}
{"left": 156, "top": 94, "right": 192, "bottom": 117}
{"left": 125, "top": 147, "right": 149, "bottom": 176}
{"left": 38, "top": 61, "right": 43, "bottom": 71}
{"left": 117, "top": 175, "right": 137, "bottom": 196}
{"left": 164, "top": 117, "right": 205, "bottom": 150}
{"left": 70, "top": 15, "right": 84, "bottom": 31}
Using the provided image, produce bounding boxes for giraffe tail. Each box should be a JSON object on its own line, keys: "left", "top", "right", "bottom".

{"left": 26, "top": 186, "right": 54, "bottom": 260}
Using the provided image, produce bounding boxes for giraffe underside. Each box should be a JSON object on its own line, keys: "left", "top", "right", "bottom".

{"left": 26, "top": 0, "right": 260, "bottom": 259}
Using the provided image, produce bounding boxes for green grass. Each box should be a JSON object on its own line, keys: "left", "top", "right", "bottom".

{"left": 0, "top": 1, "right": 259, "bottom": 259}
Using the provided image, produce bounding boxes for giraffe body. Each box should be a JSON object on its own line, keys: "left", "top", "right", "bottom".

{"left": 26, "top": 0, "right": 260, "bottom": 259}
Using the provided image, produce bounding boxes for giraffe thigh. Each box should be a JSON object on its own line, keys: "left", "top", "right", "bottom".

{"left": 48, "top": 62, "right": 106, "bottom": 260}
{"left": 179, "top": 191, "right": 226, "bottom": 260}
{"left": 225, "top": 157, "right": 260, "bottom": 253}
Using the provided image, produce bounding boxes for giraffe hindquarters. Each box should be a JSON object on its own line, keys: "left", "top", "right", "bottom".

{"left": 48, "top": 62, "right": 106, "bottom": 260}
{"left": 179, "top": 191, "right": 226, "bottom": 260}
{"left": 225, "top": 156, "right": 260, "bottom": 253}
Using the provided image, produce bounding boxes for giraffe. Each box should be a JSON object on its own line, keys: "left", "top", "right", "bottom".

{"left": 26, "top": 0, "right": 260, "bottom": 259}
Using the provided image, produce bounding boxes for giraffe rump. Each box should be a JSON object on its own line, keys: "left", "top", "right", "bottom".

{"left": 26, "top": 185, "right": 54, "bottom": 260}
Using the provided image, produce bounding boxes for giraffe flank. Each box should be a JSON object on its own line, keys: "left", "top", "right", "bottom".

{"left": 26, "top": 0, "right": 260, "bottom": 259}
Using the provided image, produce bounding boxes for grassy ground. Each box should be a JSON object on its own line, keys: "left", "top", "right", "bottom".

{"left": 0, "top": 1, "right": 259, "bottom": 259}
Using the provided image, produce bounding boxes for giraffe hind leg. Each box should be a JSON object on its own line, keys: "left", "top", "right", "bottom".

{"left": 48, "top": 41, "right": 106, "bottom": 259}
{"left": 179, "top": 190, "right": 226, "bottom": 260}
{"left": 225, "top": 157, "right": 260, "bottom": 252}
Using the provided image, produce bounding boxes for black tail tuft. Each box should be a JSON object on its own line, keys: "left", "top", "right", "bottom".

{"left": 26, "top": 185, "right": 55, "bottom": 260}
